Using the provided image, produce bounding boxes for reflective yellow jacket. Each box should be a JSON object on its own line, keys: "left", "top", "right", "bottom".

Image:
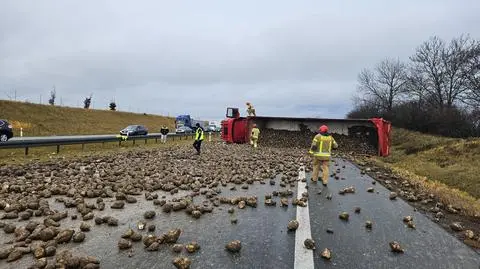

{"left": 251, "top": 127, "right": 260, "bottom": 139}
{"left": 309, "top": 133, "right": 338, "bottom": 159}
{"left": 195, "top": 128, "right": 204, "bottom": 141}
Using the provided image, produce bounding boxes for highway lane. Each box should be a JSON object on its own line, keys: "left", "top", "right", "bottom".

{"left": 1, "top": 174, "right": 297, "bottom": 269}
{"left": 8, "top": 133, "right": 177, "bottom": 141}
{"left": 307, "top": 158, "right": 479, "bottom": 269}
{"left": 1, "top": 158, "right": 478, "bottom": 269}
{"left": 6, "top": 131, "right": 213, "bottom": 143}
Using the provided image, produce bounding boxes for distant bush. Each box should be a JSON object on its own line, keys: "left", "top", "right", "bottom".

{"left": 109, "top": 101, "right": 116, "bottom": 111}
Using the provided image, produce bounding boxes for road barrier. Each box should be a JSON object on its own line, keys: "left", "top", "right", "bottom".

{"left": 0, "top": 132, "right": 219, "bottom": 155}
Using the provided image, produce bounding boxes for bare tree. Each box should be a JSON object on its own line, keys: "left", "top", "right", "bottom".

{"left": 409, "top": 35, "right": 475, "bottom": 109}
{"left": 356, "top": 58, "right": 407, "bottom": 114}
{"left": 48, "top": 87, "right": 56, "bottom": 105}
{"left": 349, "top": 34, "right": 480, "bottom": 138}
{"left": 443, "top": 35, "right": 477, "bottom": 107}
{"left": 408, "top": 36, "right": 445, "bottom": 108}
{"left": 109, "top": 99, "right": 117, "bottom": 111}
{"left": 84, "top": 94, "right": 93, "bottom": 109}
{"left": 461, "top": 40, "right": 480, "bottom": 107}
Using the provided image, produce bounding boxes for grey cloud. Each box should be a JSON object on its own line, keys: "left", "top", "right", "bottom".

{"left": 1, "top": 0, "right": 479, "bottom": 120}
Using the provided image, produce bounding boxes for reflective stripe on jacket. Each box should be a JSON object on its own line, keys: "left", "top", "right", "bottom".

{"left": 195, "top": 128, "right": 204, "bottom": 141}
{"left": 309, "top": 134, "right": 337, "bottom": 157}
{"left": 251, "top": 127, "right": 260, "bottom": 139}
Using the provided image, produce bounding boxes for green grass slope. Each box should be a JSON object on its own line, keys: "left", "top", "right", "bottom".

{"left": 383, "top": 128, "right": 480, "bottom": 199}
{"left": 0, "top": 100, "right": 175, "bottom": 136}
{"left": 370, "top": 127, "right": 480, "bottom": 217}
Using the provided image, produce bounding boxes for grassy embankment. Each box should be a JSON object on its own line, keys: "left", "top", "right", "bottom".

{"left": 371, "top": 128, "right": 480, "bottom": 217}
{"left": 0, "top": 100, "right": 206, "bottom": 163}
{"left": 0, "top": 99, "right": 175, "bottom": 136}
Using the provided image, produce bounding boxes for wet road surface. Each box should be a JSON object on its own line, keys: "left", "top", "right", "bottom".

{"left": 306, "top": 158, "right": 480, "bottom": 269}
{"left": 1, "top": 158, "right": 479, "bottom": 269}
{"left": 1, "top": 174, "right": 297, "bottom": 269}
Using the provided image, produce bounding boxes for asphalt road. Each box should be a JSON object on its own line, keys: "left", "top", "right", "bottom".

{"left": 1, "top": 158, "right": 479, "bottom": 269}
{"left": 8, "top": 133, "right": 177, "bottom": 141}
{"left": 306, "top": 158, "right": 479, "bottom": 269}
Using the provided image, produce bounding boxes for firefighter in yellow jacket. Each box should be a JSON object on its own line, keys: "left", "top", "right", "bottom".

{"left": 246, "top": 102, "right": 256, "bottom": 117}
{"left": 309, "top": 125, "right": 338, "bottom": 186}
{"left": 250, "top": 123, "right": 260, "bottom": 148}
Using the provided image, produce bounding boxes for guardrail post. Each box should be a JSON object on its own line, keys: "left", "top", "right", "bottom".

{"left": 25, "top": 147, "right": 28, "bottom": 155}
{"left": 155, "top": 138, "right": 158, "bottom": 143}
{"left": 133, "top": 139, "right": 136, "bottom": 146}
{"left": 119, "top": 140, "right": 121, "bottom": 147}
{"left": 145, "top": 139, "right": 147, "bottom": 144}
{"left": 56, "top": 145, "right": 60, "bottom": 154}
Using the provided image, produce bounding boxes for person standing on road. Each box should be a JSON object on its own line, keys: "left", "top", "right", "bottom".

{"left": 160, "top": 125, "right": 169, "bottom": 144}
{"left": 193, "top": 123, "right": 204, "bottom": 155}
{"left": 308, "top": 125, "right": 338, "bottom": 186}
{"left": 250, "top": 123, "right": 260, "bottom": 148}
{"left": 246, "top": 102, "right": 256, "bottom": 117}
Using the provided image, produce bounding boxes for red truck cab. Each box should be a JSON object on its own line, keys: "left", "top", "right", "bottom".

{"left": 221, "top": 108, "right": 249, "bottom": 143}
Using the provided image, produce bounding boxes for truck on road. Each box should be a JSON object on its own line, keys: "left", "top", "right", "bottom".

{"left": 175, "top": 115, "right": 207, "bottom": 132}
{"left": 220, "top": 107, "right": 391, "bottom": 156}
{"left": 207, "top": 120, "right": 221, "bottom": 132}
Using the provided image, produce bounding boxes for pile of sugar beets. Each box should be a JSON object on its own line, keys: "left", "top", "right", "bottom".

{"left": 258, "top": 126, "right": 378, "bottom": 156}
{"left": 0, "top": 126, "right": 377, "bottom": 269}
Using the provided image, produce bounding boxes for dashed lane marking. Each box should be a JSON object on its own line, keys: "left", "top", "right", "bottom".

{"left": 294, "top": 166, "right": 314, "bottom": 269}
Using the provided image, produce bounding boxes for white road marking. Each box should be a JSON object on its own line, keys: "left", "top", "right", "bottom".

{"left": 294, "top": 166, "right": 315, "bottom": 269}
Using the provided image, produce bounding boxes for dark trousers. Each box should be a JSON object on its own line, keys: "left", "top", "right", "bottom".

{"left": 193, "top": 140, "right": 202, "bottom": 154}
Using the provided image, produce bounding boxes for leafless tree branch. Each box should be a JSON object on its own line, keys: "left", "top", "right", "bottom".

{"left": 356, "top": 58, "right": 407, "bottom": 113}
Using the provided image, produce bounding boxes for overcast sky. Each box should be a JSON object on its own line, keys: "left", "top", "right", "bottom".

{"left": 1, "top": 1, "right": 479, "bottom": 121}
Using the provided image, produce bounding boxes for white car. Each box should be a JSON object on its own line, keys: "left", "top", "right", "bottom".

{"left": 176, "top": 126, "right": 193, "bottom": 134}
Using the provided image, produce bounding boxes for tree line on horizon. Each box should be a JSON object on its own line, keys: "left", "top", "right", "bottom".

{"left": 347, "top": 34, "right": 480, "bottom": 138}
{"left": 48, "top": 89, "right": 116, "bottom": 111}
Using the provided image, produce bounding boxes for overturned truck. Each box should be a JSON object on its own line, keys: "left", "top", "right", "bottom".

{"left": 221, "top": 107, "right": 391, "bottom": 157}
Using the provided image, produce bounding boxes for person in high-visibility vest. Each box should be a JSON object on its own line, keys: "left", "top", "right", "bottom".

{"left": 246, "top": 102, "right": 256, "bottom": 117}
{"left": 250, "top": 123, "right": 260, "bottom": 148}
{"left": 308, "top": 125, "right": 338, "bottom": 186}
{"left": 116, "top": 134, "right": 128, "bottom": 141}
{"left": 193, "top": 123, "right": 205, "bottom": 154}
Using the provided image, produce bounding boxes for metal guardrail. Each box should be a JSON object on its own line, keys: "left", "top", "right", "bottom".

{"left": 0, "top": 132, "right": 219, "bottom": 155}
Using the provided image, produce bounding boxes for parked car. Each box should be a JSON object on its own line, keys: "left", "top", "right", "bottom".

{"left": 119, "top": 125, "right": 148, "bottom": 136}
{"left": 176, "top": 126, "right": 193, "bottom": 134}
{"left": 0, "top": 120, "right": 13, "bottom": 142}
{"left": 206, "top": 125, "right": 216, "bottom": 132}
